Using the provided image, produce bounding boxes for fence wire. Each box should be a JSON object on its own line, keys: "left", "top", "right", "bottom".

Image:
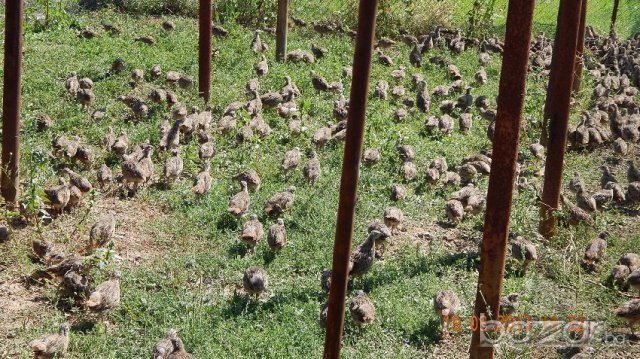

{"left": 286, "top": 0, "right": 638, "bottom": 40}
{"left": 14, "top": 0, "right": 640, "bottom": 40}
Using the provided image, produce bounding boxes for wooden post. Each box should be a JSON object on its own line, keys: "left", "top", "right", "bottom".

{"left": 276, "top": 0, "right": 289, "bottom": 62}
{"left": 539, "top": 0, "right": 583, "bottom": 239}
{"left": 323, "top": 0, "right": 378, "bottom": 358}
{"left": 198, "top": 0, "right": 213, "bottom": 102}
{"left": 468, "top": 1, "right": 536, "bottom": 358}
{"left": 1, "top": 0, "right": 24, "bottom": 206}
{"left": 610, "top": 0, "right": 620, "bottom": 37}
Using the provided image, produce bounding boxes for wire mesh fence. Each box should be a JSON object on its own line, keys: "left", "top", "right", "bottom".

{"left": 284, "top": 0, "right": 638, "bottom": 39}
{"left": 15, "top": 0, "right": 640, "bottom": 40}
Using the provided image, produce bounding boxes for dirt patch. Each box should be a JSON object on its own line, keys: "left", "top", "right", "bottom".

{"left": 402, "top": 219, "right": 482, "bottom": 255}
{"left": 0, "top": 279, "right": 52, "bottom": 355}
{"left": 14, "top": 196, "right": 171, "bottom": 267}
{"left": 0, "top": 195, "right": 173, "bottom": 355}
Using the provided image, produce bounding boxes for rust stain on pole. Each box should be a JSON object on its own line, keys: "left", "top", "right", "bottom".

{"left": 572, "top": 0, "right": 587, "bottom": 93}
{"left": 323, "top": 0, "right": 378, "bottom": 358}
{"left": 275, "top": 0, "right": 289, "bottom": 63}
{"left": 539, "top": 0, "right": 583, "bottom": 239}
{"left": 198, "top": 0, "right": 213, "bottom": 102}
{"left": 468, "top": 1, "right": 535, "bottom": 358}
{"left": 1, "top": 0, "right": 24, "bottom": 205}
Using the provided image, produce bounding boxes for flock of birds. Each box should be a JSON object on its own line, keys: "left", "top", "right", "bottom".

{"left": 11, "top": 14, "right": 640, "bottom": 358}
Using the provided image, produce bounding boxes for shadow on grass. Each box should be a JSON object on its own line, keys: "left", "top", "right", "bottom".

{"left": 227, "top": 241, "right": 248, "bottom": 258}
{"left": 217, "top": 213, "right": 240, "bottom": 231}
{"left": 70, "top": 320, "right": 97, "bottom": 334}
{"left": 407, "top": 319, "right": 442, "bottom": 349}
{"left": 222, "top": 288, "right": 316, "bottom": 320}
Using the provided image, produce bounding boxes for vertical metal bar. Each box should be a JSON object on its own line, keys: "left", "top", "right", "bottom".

{"left": 610, "top": 0, "right": 620, "bottom": 37}
{"left": 468, "top": 1, "right": 535, "bottom": 358}
{"left": 275, "top": 0, "right": 289, "bottom": 63}
{"left": 538, "top": 0, "right": 583, "bottom": 239}
{"left": 198, "top": 0, "right": 213, "bottom": 102}
{"left": 323, "top": 0, "right": 378, "bottom": 358}
{"left": 1, "top": 0, "right": 24, "bottom": 206}
{"left": 572, "top": 0, "right": 587, "bottom": 94}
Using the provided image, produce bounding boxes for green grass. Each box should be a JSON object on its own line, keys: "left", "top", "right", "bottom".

{"left": 452, "top": 0, "right": 639, "bottom": 38}
{"left": 0, "top": 6, "right": 639, "bottom": 358}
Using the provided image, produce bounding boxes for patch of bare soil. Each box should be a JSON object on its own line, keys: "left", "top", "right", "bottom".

{"left": 17, "top": 196, "right": 171, "bottom": 267}
{"left": 0, "top": 279, "right": 52, "bottom": 356}
{"left": 0, "top": 195, "right": 172, "bottom": 355}
{"left": 401, "top": 219, "right": 482, "bottom": 255}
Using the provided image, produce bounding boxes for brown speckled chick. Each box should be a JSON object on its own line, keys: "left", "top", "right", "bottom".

{"left": 243, "top": 266, "right": 268, "bottom": 298}
{"left": 499, "top": 293, "right": 521, "bottom": 316}
{"left": 164, "top": 149, "right": 184, "bottom": 188}
{"left": 86, "top": 271, "right": 121, "bottom": 311}
{"left": 241, "top": 214, "right": 264, "bottom": 252}
{"left": 304, "top": 151, "right": 321, "bottom": 184}
{"left": 445, "top": 199, "right": 464, "bottom": 225}
{"left": 267, "top": 218, "right": 287, "bottom": 251}
{"left": 228, "top": 181, "right": 250, "bottom": 217}
{"left": 575, "top": 184, "right": 597, "bottom": 213}
{"left": 89, "top": 213, "right": 116, "bottom": 250}
{"left": 64, "top": 167, "right": 92, "bottom": 194}
{"left": 627, "top": 270, "right": 640, "bottom": 295}
{"left": 44, "top": 177, "right": 71, "bottom": 216}
{"left": 282, "top": 147, "right": 302, "bottom": 174}
{"left": 619, "top": 253, "right": 640, "bottom": 272}
{"left": 192, "top": 162, "right": 212, "bottom": 197}
{"left": 561, "top": 194, "right": 593, "bottom": 227}
{"left": 433, "top": 289, "right": 461, "bottom": 337}
{"left": 367, "top": 220, "right": 392, "bottom": 257}
{"left": 362, "top": 148, "right": 381, "bottom": 165}
{"left": 30, "top": 324, "right": 69, "bottom": 359}
{"left": 390, "top": 183, "right": 407, "bottom": 201}
{"left": 614, "top": 299, "right": 640, "bottom": 336}
{"left": 349, "top": 290, "right": 376, "bottom": 327}
{"left": 609, "top": 265, "right": 631, "bottom": 289}
{"left": 383, "top": 207, "right": 404, "bottom": 233}
{"left": 233, "top": 169, "right": 261, "bottom": 192}
{"left": 151, "top": 328, "right": 178, "bottom": 359}
{"left": 96, "top": 164, "right": 112, "bottom": 189}
{"left": 320, "top": 269, "right": 332, "bottom": 293}
{"left": 348, "top": 230, "right": 381, "bottom": 278}
{"left": 582, "top": 232, "right": 607, "bottom": 271}
{"left": 401, "top": 160, "right": 418, "bottom": 181}
{"left": 511, "top": 237, "right": 537, "bottom": 274}
{"left": 264, "top": 187, "right": 295, "bottom": 216}
{"left": 77, "top": 88, "right": 95, "bottom": 110}
{"left": 168, "top": 337, "right": 196, "bottom": 359}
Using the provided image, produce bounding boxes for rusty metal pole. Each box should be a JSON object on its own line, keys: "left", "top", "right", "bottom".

{"left": 198, "top": 0, "right": 212, "bottom": 102}
{"left": 572, "top": 0, "right": 587, "bottom": 93}
{"left": 1, "top": 0, "right": 24, "bottom": 206}
{"left": 610, "top": 0, "right": 620, "bottom": 37}
{"left": 323, "top": 0, "right": 378, "bottom": 358}
{"left": 275, "top": 0, "right": 289, "bottom": 62}
{"left": 538, "top": 0, "right": 583, "bottom": 239}
{"left": 468, "top": 1, "right": 535, "bottom": 358}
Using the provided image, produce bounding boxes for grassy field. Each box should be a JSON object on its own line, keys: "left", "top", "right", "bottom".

{"left": 450, "top": 0, "right": 640, "bottom": 38}
{"left": 0, "top": 4, "right": 639, "bottom": 359}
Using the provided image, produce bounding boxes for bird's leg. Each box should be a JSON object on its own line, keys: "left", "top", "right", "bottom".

{"left": 440, "top": 315, "right": 448, "bottom": 339}
{"left": 521, "top": 260, "right": 529, "bottom": 276}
